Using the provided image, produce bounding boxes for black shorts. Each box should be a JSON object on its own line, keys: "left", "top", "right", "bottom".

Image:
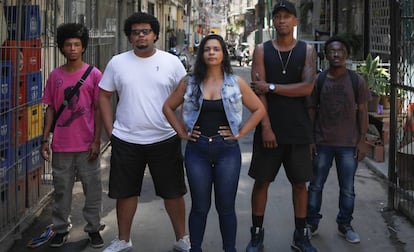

{"left": 108, "top": 135, "right": 187, "bottom": 199}
{"left": 248, "top": 143, "right": 313, "bottom": 183}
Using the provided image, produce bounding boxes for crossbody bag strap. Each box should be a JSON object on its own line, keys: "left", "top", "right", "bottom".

{"left": 54, "top": 65, "right": 94, "bottom": 123}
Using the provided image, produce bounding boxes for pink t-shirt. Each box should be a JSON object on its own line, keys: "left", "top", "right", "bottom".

{"left": 42, "top": 64, "right": 102, "bottom": 152}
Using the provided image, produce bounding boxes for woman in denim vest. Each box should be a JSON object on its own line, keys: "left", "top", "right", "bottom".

{"left": 163, "top": 34, "right": 265, "bottom": 252}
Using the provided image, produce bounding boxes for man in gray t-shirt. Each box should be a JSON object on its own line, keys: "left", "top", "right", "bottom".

{"left": 307, "top": 36, "right": 370, "bottom": 244}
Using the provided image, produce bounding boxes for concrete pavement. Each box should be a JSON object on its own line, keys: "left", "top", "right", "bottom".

{"left": 8, "top": 129, "right": 414, "bottom": 252}
{"left": 8, "top": 66, "right": 414, "bottom": 251}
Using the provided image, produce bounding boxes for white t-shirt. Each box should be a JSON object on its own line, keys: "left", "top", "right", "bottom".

{"left": 99, "top": 49, "right": 187, "bottom": 144}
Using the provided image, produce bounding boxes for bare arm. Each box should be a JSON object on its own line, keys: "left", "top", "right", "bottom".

{"left": 250, "top": 43, "right": 269, "bottom": 128}
{"left": 87, "top": 100, "right": 102, "bottom": 160}
{"left": 98, "top": 88, "right": 114, "bottom": 138}
{"left": 251, "top": 43, "right": 317, "bottom": 97}
{"left": 236, "top": 76, "right": 266, "bottom": 138}
{"left": 41, "top": 105, "right": 55, "bottom": 161}
{"left": 307, "top": 76, "right": 318, "bottom": 125}
{"left": 93, "top": 101, "right": 102, "bottom": 144}
{"left": 42, "top": 105, "right": 55, "bottom": 140}
{"left": 162, "top": 78, "right": 193, "bottom": 141}
{"left": 250, "top": 44, "right": 278, "bottom": 148}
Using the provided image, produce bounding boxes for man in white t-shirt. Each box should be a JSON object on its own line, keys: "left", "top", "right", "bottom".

{"left": 99, "top": 12, "right": 190, "bottom": 252}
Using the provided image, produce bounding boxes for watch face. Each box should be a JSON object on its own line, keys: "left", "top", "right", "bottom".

{"left": 269, "top": 84, "right": 275, "bottom": 91}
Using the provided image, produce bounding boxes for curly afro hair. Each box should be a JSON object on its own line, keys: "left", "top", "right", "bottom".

{"left": 123, "top": 12, "right": 160, "bottom": 42}
{"left": 56, "top": 23, "right": 89, "bottom": 55}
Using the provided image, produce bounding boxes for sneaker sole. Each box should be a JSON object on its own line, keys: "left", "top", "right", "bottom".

{"left": 290, "top": 244, "right": 304, "bottom": 252}
{"left": 246, "top": 244, "right": 264, "bottom": 251}
{"left": 120, "top": 248, "right": 132, "bottom": 252}
{"left": 337, "top": 231, "right": 360, "bottom": 243}
{"left": 49, "top": 234, "right": 69, "bottom": 248}
{"left": 173, "top": 248, "right": 190, "bottom": 252}
{"left": 90, "top": 242, "right": 104, "bottom": 248}
{"left": 104, "top": 247, "right": 132, "bottom": 252}
{"left": 89, "top": 236, "right": 104, "bottom": 249}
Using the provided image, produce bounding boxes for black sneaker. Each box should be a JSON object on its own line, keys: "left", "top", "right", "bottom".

{"left": 246, "top": 226, "right": 264, "bottom": 252}
{"left": 291, "top": 228, "right": 317, "bottom": 252}
{"left": 49, "top": 232, "right": 69, "bottom": 247}
{"left": 88, "top": 232, "right": 104, "bottom": 248}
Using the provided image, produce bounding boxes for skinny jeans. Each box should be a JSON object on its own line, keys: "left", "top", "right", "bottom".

{"left": 185, "top": 135, "right": 241, "bottom": 252}
{"left": 307, "top": 145, "right": 357, "bottom": 226}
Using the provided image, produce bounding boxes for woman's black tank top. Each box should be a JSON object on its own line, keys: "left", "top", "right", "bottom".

{"left": 195, "top": 99, "right": 229, "bottom": 137}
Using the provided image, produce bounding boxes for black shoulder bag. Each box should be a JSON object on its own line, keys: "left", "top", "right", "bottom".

{"left": 50, "top": 65, "right": 94, "bottom": 133}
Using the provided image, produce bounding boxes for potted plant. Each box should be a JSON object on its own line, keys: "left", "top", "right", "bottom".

{"left": 357, "top": 54, "right": 390, "bottom": 112}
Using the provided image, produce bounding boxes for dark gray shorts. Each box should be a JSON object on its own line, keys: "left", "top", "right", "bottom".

{"left": 248, "top": 143, "right": 313, "bottom": 183}
{"left": 108, "top": 135, "right": 187, "bottom": 199}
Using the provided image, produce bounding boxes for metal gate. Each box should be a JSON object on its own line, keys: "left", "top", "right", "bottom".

{"left": 0, "top": 0, "right": 121, "bottom": 244}
{"left": 389, "top": 0, "right": 414, "bottom": 222}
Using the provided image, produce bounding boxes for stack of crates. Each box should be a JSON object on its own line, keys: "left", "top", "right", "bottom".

{"left": 1, "top": 4, "right": 42, "bottom": 220}
{"left": 0, "top": 61, "right": 13, "bottom": 225}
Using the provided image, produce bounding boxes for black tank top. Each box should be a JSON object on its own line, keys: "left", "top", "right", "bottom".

{"left": 195, "top": 99, "right": 229, "bottom": 137}
{"left": 255, "top": 40, "right": 312, "bottom": 144}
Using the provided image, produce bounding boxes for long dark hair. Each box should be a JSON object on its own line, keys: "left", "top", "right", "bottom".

{"left": 191, "top": 34, "right": 233, "bottom": 106}
{"left": 192, "top": 34, "right": 233, "bottom": 84}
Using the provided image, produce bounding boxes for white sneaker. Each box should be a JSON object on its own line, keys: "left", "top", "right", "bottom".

{"left": 173, "top": 235, "right": 191, "bottom": 252}
{"left": 103, "top": 238, "right": 132, "bottom": 252}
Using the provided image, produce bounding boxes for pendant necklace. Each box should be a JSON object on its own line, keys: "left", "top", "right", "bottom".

{"left": 277, "top": 48, "right": 293, "bottom": 75}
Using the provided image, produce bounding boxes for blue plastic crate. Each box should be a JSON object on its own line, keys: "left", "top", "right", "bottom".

{"left": 0, "top": 144, "right": 13, "bottom": 184}
{"left": 0, "top": 106, "right": 12, "bottom": 144}
{"left": 4, "top": 5, "right": 41, "bottom": 40}
{"left": 16, "top": 144, "right": 26, "bottom": 179}
{"left": 0, "top": 61, "right": 13, "bottom": 104}
{"left": 26, "top": 136, "right": 42, "bottom": 172}
{"left": 26, "top": 71, "right": 42, "bottom": 105}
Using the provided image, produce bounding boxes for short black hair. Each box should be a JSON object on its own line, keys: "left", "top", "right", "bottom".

{"left": 324, "top": 36, "right": 351, "bottom": 55}
{"left": 56, "top": 23, "right": 89, "bottom": 55}
{"left": 123, "top": 12, "right": 160, "bottom": 42}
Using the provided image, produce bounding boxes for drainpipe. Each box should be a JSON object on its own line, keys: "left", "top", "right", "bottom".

{"left": 388, "top": 0, "right": 399, "bottom": 209}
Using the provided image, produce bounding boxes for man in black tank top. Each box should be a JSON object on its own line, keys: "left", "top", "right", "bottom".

{"left": 246, "top": 1, "right": 318, "bottom": 252}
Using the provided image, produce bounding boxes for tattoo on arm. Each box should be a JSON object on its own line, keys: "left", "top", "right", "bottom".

{"left": 302, "top": 45, "right": 317, "bottom": 84}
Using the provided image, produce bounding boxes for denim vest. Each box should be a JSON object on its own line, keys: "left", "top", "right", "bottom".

{"left": 182, "top": 73, "right": 243, "bottom": 137}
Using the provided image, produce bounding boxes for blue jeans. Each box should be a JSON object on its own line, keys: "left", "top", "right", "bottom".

{"left": 185, "top": 135, "right": 241, "bottom": 252}
{"left": 307, "top": 145, "right": 358, "bottom": 226}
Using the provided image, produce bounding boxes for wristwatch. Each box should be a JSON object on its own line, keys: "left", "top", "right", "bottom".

{"left": 268, "top": 83, "right": 276, "bottom": 93}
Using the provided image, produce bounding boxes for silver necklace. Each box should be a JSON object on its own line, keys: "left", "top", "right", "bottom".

{"left": 277, "top": 49, "right": 293, "bottom": 75}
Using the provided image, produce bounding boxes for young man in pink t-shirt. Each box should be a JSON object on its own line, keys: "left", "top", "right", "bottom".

{"left": 41, "top": 23, "right": 104, "bottom": 248}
